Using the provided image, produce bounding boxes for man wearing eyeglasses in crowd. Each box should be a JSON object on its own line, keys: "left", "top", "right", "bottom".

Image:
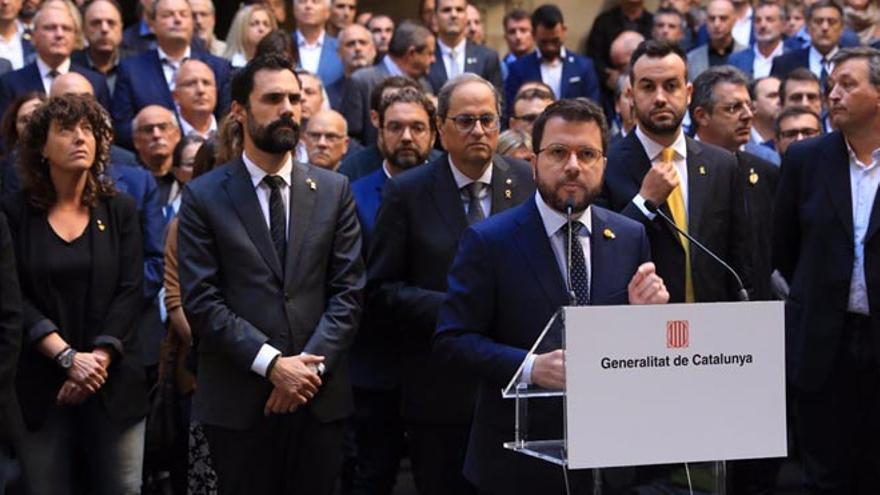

{"left": 303, "top": 109, "right": 350, "bottom": 172}
{"left": 775, "top": 106, "right": 822, "bottom": 157}
{"left": 367, "top": 73, "right": 534, "bottom": 495}
{"left": 508, "top": 86, "right": 554, "bottom": 135}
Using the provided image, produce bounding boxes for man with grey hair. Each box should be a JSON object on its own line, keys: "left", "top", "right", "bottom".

{"left": 173, "top": 58, "right": 218, "bottom": 139}
{"left": 775, "top": 46, "right": 880, "bottom": 494}
{"left": 342, "top": 20, "right": 435, "bottom": 146}
{"left": 132, "top": 105, "right": 183, "bottom": 205}
{"left": 303, "top": 109, "right": 350, "bottom": 171}
{"left": 328, "top": 23, "right": 375, "bottom": 109}
{"left": 367, "top": 73, "right": 534, "bottom": 495}
{"left": 728, "top": 1, "right": 788, "bottom": 79}
{"left": 191, "top": 0, "right": 226, "bottom": 56}
{"left": 294, "top": 0, "right": 344, "bottom": 90}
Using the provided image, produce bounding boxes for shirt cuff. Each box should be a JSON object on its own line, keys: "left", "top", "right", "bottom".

{"left": 521, "top": 353, "right": 536, "bottom": 385}
{"left": 251, "top": 344, "right": 282, "bottom": 377}
{"left": 632, "top": 194, "right": 657, "bottom": 220}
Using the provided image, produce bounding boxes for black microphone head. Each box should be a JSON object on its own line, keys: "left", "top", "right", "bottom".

{"left": 644, "top": 199, "right": 659, "bottom": 213}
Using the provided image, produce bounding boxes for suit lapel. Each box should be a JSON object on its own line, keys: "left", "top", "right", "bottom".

{"left": 824, "top": 133, "right": 855, "bottom": 239}
{"left": 867, "top": 189, "right": 880, "bottom": 243}
{"left": 88, "top": 201, "right": 111, "bottom": 314}
{"left": 224, "top": 159, "right": 284, "bottom": 282}
{"left": 284, "top": 161, "right": 317, "bottom": 286}
{"left": 489, "top": 155, "right": 522, "bottom": 214}
{"left": 559, "top": 52, "right": 577, "bottom": 98}
{"left": 464, "top": 41, "right": 479, "bottom": 73}
{"left": 589, "top": 207, "right": 615, "bottom": 304}
{"left": 148, "top": 51, "right": 174, "bottom": 108}
{"left": 514, "top": 200, "right": 568, "bottom": 304}
{"left": 685, "top": 137, "right": 708, "bottom": 243}
{"left": 429, "top": 155, "right": 468, "bottom": 237}
{"left": 429, "top": 41, "right": 448, "bottom": 87}
{"left": 25, "top": 64, "right": 42, "bottom": 92}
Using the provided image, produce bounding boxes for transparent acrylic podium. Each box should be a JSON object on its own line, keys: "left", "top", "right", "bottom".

{"left": 501, "top": 307, "right": 728, "bottom": 495}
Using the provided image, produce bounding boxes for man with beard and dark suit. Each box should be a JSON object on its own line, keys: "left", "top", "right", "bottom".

{"left": 367, "top": 73, "right": 534, "bottom": 495}
{"left": 178, "top": 54, "right": 365, "bottom": 495}
{"left": 774, "top": 46, "right": 880, "bottom": 494}
{"left": 434, "top": 97, "right": 669, "bottom": 495}
{"left": 600, "top": 39, "right": 752, "bottom": 304}
{"left": 348, "top": 85, "right": 436, "bottom": 495}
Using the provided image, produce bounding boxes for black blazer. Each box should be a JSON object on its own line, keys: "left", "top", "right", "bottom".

{"left": 737, "top": 151, "right": 779, "bottom": 301}
{"left": 178, "top": 158, "right": 365, "bottom": 430}
{"left": 774, "top": 132, "right": 880, "bottom": 391}
{"left": 366, "top": 153, "right": 535, "bottom": 424}
{"left": 2, "top": 193, "right": 148, "bottom": 430}
{"left": 600, "top": 131, "right": 753, "bottom": 302}
{"left": 769, "top": 47, "right": 810, "bottom": 80}
{"left": 0, "top": 210, "right": 22, "bottom": 442}
{"left": 0, "top": 62, "right": 112, "bottom": 120}
{"left": 427, "top": 40, "right": 503, "bottom": 94}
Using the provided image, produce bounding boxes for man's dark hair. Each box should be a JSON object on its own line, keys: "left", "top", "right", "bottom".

{"left": 654, "top": 7, "right": 686, "bottom": 28}
{"left": 755, "top": 0, "right": 785, "bottom": 19}
{"left": 806, "top": 0, "right": 843, "bottom": 21}
{"left": 231, "top": 54, "right": 298, "bottom": 107}
{"left": 82, "top": 0, "right": 124, "bottom": 19}
{"left": 388, "top": 20, "right": 433, "bottom": 58}
{"left": 774, "top": 105, "right": 822, "bottom": 136}
{"left": 748, "top": 76, "right": 779, "bottom": 101}
{"left": 256, "top": 29, "right": 300, "bottom": 65}
{"left": 512, "top": 88, "right": 555, "bottom": 114}
{"left": 532, "top": 98, "right": 609, "bottom": 154}
{"left": 779, "top": 67, "right": 820, "bottom": 102}
{"left": 503, "top": 8, "right": 531, "bottom": 30}
{"left": 531, "top": 4, "right": 564, "bottom": 30}
{"left": 629, "top": 40, "right": 688, "bottom": 83}
{"left": 378, "top": 86, "right": 437, "bottom": 134}
{"left": 689, "top": 65, "right": 749, "bottom": 130}
{"left": 369, "top": 76, "right": 423, "bottom": 113}
{"left": 173, "top": 134, "right": 206, "bottom": 169}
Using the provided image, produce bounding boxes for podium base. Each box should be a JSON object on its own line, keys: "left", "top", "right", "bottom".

{"left": 503, "top": 439, "right": 566, "bottom": 466}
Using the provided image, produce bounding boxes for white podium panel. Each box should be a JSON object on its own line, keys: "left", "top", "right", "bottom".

{"left": 565, "top": 302, "right": 787, "bottom": 470}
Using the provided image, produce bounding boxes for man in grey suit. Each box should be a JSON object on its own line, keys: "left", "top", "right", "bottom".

{"left": 686, "top": 0, "right": 746, "bottom": 81}
{"left": 341, "top": 20, "right": 435, "bottom": 146}
{"left": 428, "top": 0, "right": 502, "bottom": 94}
{"left": 178, "top": 54, "right": 365, "bottom": 495}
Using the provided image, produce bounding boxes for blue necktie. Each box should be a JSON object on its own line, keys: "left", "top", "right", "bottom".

{"left": 562, "top": 222, "right": 590, "bottom": 305}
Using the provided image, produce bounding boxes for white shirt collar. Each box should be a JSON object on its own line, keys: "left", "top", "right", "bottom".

{"left": 534, "top": 190, "right": 592, "bottom": 238}
{"left": 635, "top": 125, "right": 688, "bottom": 162}
{"left": 157, "top": 45, "right": 191, "bottom": 65}
{"left": 178, "top": 111, "right": 217, "bottom": 138}
{"left": 36, "top": 56, "right": 70, "bottom": 77}
{"left": 448, "top": 155, "right": 492, "bottom": 188}
{"left": 242, "top": 151, "right": 294, "bottom": 189}
{"left": 230, "top": 51, "right": 248, "bottom": 68}
{"left": 438, "top": 37, "right": 466, "bottom": 56}
{"left": 845, "top": 139, "right": 880, "bottom": 170}
{"left": 382, "top": 160, "right": 393, "bottom": 178}
{"left": 809, "top": 44, "right": 837, "bottom": 66}
{"left": 296, "top": 30, "right": 325, "bottom": 48}
{"left": 754, "top": 40, "right": 784, "bottom": 60}
{"left": 383, "top": 55, "right": 404, "bottom": 77}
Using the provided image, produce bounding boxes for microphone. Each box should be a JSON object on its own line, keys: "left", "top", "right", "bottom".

{"left": 565, "top": 199, "right": 577, "bottom": 306}
{"left": 643, "top": 200, "right": 749, "bottom": 302}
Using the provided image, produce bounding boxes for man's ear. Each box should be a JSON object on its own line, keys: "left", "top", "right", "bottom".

{"left": 692, "top": 106, "right": 710, "bottom": 129}
{"left": 230, "top": 101, "right": 245, "bottom": 124}
{"left": 369, "top": 109, "right": 380, "bottom": 129}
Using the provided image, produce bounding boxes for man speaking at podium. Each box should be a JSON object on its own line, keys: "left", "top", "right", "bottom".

{"left": 434, "top": 99, "right": 669, "bottom": 495}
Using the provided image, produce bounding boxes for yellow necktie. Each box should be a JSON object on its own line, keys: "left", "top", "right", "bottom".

{"left": 661, "top": 147, "right": 694, "bottom": 303}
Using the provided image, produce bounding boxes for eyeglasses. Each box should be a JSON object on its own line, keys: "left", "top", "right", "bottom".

{"left": 445, "top": 114, "right": 499, "bottom": 133}
{"left": 135, "top": 122, "right": 175, "bottom": 134}
{"left": 778, "top": 127, "right": 821, "bottom": 140}
{"left": 513, "top": 113, "right": 540, "bottom": 124}
{"left": 382, "top": 121, "right": 430, "bottom": 137}
{"left": 305, "top": 131, "right": 346, "bottom": 143}
{"left": 717, "top": 100, "right": 755, "bottom": 116}
{"left": 537, "top": 143, "right": 604, "bottom": 167}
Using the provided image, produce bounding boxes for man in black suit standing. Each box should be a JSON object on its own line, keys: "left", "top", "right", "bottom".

{"left": 774, "top": 46, "right": 880, "bottom": 494}
{"left": 0, "top": 211, "right": 21, "bottom": 494}
{"left": 178, "top": 54, "right": 365, "bottom": 495}
{"left": 770, "top": 0, "right": 844, "bottom": 90}
{"left": 367, "top": 73, "right": 534, "bottom": 495}
{"left": 429, "top": 0, "right": 502, "bottom": 94}
{"left": 601, "top": 39, "right": 751, "bottom": 304}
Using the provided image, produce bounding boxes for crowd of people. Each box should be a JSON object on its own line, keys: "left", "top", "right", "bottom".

{"left": 0, "top": 0, "right": 876, "bottom": 494}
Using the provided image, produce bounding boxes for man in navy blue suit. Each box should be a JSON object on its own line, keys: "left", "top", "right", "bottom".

{"left": 0, "top": 0, "right": 110, "bottom": 118}
{"left": 0, "top": 0, "right": 35, "bottom": 71}
{"left": 774, "top": 46, "right": 880, "bottom": 494}
{"left": 771, "top": 0, "right": 845, "bottom": 89}
{"left": 293, "top": 0, "right": 344, "bottom": 91}
{"left": 348, "top": 85, "right": 436, "bottom": 495}
{"left": 727, "top": 1, "right": 787, "bottom": 79}
{"left": 112, "top": 0, "right": 232, "bottom": 149}
{"left": 434, "top": 98, "right": 668, "bottom": 495}
{"left": 504, "top": 5, "right": 601, "bottom": 114}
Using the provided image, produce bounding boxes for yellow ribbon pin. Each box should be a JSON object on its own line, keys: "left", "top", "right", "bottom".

{"left": 603, "top": 228, "right": 615, "bottom": 240}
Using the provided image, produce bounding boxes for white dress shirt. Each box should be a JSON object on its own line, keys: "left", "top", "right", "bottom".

{"left": 157, "top": 45, "right": 191, "bottom": 90}
{"left": 178, "top": 111, "right": 218, "bottom": 139}
{"left": 449, "top": 156, "right": 493, "bottom": 218}
{"left": 732, "top": 6, "right": 753, "bottom": 48}
{"left": 539, "top": 46, "right": 566, "bottom": 100}
{"left": 230, "top": 51, "right": 247, "bottom": 68}
{"left": 752, "top": 40, "right": 784, "bottom": 79}
{"left": 297, "top": 29, "right": 325, "bottom": 75}
{"left": 242, "top": 151, "right": 294, "bottom": 376}
{"left": 36, "top": 57, "right": 71, "bottom": 94}
{"left": 438, "top": 37, "right": 466, "bottom": 78}
{"left": 383, "top": 54, "right": 404, "bottom": 77}
{"left": 632, "top": 126, "right": 689, "bottom": 219}
{"left": 845, "top": 142, "right": 880, "bottom": 316}
{"left": 808, "top": 45, "right": 837, "bottom": 81}
{"left": 522, "top": 192, "right": 592, "bottom": 384}
{"left": 0, "top": 22, "right": 25, "bottom": 70}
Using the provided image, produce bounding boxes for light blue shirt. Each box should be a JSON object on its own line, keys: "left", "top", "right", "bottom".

{"left": 846, "top": 143, "right": 880, "bottom": 316}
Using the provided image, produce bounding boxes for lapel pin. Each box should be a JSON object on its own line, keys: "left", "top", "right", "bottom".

{"left": 603, "top": 228, "right": 615, "bottom": 240}
{"left": 306, "top": 178, "right": 317, "bottom": 191}
{"left": 505, "top": 178, "right": 512, "bottom": 185}
{"left": 504, "top": 189, "right": 512, "bottom": 199}
{"left": 749, "top": 168, "right": 759, "bottom": 185}
{"left": 96, "top": 219, "right": 106, "bottom": 232}
{"left": 466, "top": 57, "right": 477, "bottom": 65}
{"left": 699, "top": 165, "right": 707, "bottom": 176}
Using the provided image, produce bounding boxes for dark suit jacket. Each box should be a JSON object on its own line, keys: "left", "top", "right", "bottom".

{"left": 112, "top": 49, "right": 233, "bottom": 149}
{"left": 2, "top": 193, "right": 148, "bottom": 430}
{"left": 726, "top": 44, "right": 790, "bottom": 79}
{"left": 769, "top": 47, "right": 811, "bottom": 80}
{"left": 295, "top": 32, "right": 344, "bottom": 89}
{"left": 178, "top": 158, "right": 365, "bottom": 429}
{"left": 0, "top": 59, "right": 11, "bottom": 77}
{"left": 600, "top": 131, "right": 753, "bottom": 302}
{"left": 737, "top": 151, "right": 778, "bottom": 301}
{"left": 427, "top": 40, "right": 503, "bottom": 94}
{"left": 434, "top": 199, "right": 650, "bottom": 493}
{"left": 121, "top": 20, "right": 156, "bottom": 54}
{"left": 366, "top": 153, "right": 535, "bottom": 424}
{"left": 773, "top": 132, "right": 880, "bottom": 391}
{"left": 0, "top": 210, "right": 22, "bottom": 442}
{"left": 504, "top": 50, "right": 601, "bottom": 117}
{"left": 0, "top": 62, "right": 111, "bottom": 119}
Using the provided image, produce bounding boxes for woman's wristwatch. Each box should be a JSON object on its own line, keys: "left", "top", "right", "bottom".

{"left": 54, "top": 346, "right": 77, "bottom": 370}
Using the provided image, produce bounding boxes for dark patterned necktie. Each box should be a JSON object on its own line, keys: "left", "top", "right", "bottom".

{"left": 464, "top": 182, "right": 485, "bottom": 225}
{"left": 262, "top": 175, "right": 286, "bottom": 267}
{"left": 562, "top": 222, "right": 590, "bottom": 305}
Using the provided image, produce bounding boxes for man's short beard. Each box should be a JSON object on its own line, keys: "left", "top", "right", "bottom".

{"left": 382, "top": 143, "right": 430, "bottom": 170}
{"left": 247, "top": 111, "right": 300, "bottom": 154}
{"left": 636, "top": 108, "right": 685, "bottom": 136}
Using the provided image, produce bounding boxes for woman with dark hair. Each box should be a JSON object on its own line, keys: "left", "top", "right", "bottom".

{"left": 254, "top": 28, "right": 300, "bottom": 65}
{"left": 1, "top": 95, "right": 148, "bottom": 495}
{"left": 0, "top": 92, "right": 47, "bottom": 196}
